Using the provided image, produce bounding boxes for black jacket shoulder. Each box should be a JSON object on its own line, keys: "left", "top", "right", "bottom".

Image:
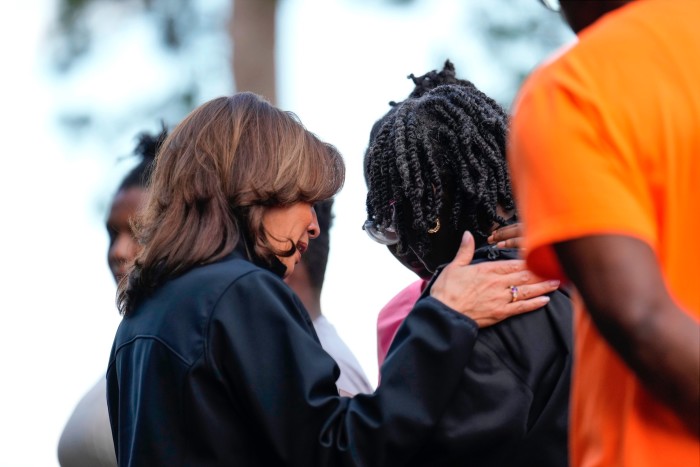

{"left": 409, "top": 246, "right": 573, "bottom": 467}
{"left": 107, "top": 252, "right": 483, "bottom": 467}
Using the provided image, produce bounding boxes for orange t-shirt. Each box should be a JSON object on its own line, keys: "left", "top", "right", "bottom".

{"left": 508, "top": 1, "right": 700, "bottom": 466}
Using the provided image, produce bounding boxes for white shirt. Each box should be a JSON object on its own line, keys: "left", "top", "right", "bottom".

{"left": 57, "top": 378, "right": 117, "bottom": 467}
{"left": 313, "top": 315, "right": 373, "bottom": 395}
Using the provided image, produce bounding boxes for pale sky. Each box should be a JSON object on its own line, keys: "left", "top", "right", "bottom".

{"left": 0, "top": 1, "right": 568, "bottom": 465}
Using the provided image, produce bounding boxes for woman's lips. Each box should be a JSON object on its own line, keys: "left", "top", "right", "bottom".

{"left": 296, "top": 241, "right": 308, "bottom": 255}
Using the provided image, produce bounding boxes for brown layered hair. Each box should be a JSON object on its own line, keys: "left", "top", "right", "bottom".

{"left": 117, "top": 92, "right": 345, "bottom": 314}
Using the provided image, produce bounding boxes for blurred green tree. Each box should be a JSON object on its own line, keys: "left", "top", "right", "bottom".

{"left": 48, "top": 0, "right": 570, "bottom": 144}
{"left": 48, "top": 0, "right": 278, "bottom": 146}
{"left": 52, "top": 0, "right": 277, "bottom": 103}
{"left": 48, "top": 0, "right": 226, "bottom": 141}
{"left": 457, "top": 0, "right": 572, "bottom": 107}
{"left": 348, "top": 0, "right": 570, "bottom": 106}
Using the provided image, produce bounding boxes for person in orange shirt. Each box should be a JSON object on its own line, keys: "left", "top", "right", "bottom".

{"left": 508, "top": 0, "right": 699, "bottom": 466}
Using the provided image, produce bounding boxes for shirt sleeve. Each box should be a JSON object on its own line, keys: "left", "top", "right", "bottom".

{"left": 210, "top": 270, "right": 478, "bottom": 467}
{"left": 508, "top": 60, "right": 658, "bottom": 280}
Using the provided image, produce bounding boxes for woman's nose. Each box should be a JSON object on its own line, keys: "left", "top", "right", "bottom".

{"left": 308, "top": 207, "right": 320, "bottom": 239}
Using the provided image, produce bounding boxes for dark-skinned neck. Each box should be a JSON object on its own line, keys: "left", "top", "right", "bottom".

{"left": 560, "top": 0, "right": 634, "bottom": 34}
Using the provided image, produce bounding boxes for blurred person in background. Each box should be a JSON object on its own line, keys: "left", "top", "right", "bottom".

{"left": 284, "top": 198, "right": 373, "bottom": 396}
{"left": 509, "top": 0, "right": 700, "bottom": 465}
{"left": 57, "top": 128, "right": 167, "bottom": 467}
{"left": 364, "top": 61, "right": 571, "bottom": 466}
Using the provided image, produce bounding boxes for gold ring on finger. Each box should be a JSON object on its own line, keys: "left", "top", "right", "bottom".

{"left": 509, "top": 285, "right": 519, "bottom": 303}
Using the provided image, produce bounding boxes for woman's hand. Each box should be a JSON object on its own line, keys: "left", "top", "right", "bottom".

{"left": 431, "top": 232, "right": 559, "bottom": 328}
{"left": 488, "top": 223, "right": 524, "bottom": 251}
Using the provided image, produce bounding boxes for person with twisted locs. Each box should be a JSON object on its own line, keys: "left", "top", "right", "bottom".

{"left": 106, "top": 92, "right": 558, "bottom": 466}
{"left": 509, "top": 1, "right": 700, "bottom": 466}
{"left": 364, "top": 60, "right": 572, "bottom": 467}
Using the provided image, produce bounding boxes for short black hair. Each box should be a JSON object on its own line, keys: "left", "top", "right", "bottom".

{"left": 117, "top": 124, "right": 168, "bottom": 192}
{"left": 300, "top": 198, "right": 334, "bottom": 291}
{"left": 365, "top": 60, "right": 515, "bottom": 256}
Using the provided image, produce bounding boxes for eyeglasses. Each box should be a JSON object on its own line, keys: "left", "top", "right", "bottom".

{"left": 538, "top": 0, "right": 561, "bottom": 12}
{"left": 363, "top": 219, "right": 400, "bottom": 245}
{"left": 363, "top": 202, "right": 400, "bottom": 245}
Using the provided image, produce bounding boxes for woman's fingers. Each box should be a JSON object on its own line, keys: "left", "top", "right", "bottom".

{"left": 469, "top": 281, "right": 559, "bottom": 328}
{"left": 488, "top": 223, "right": 526, "bottom": 251}
{"left": 475, "top": 295, "right": 553, "bottom": 327}
{"left": 498, "top": 238, "right": 526, "bottom": 250}
{"left": 432, "top": 256, "right": 560, "bottom": 328}
{"left": 477, "top": 278, "right": 560, "bottom": 327}
{"left": 486, "top": 261, "right": 550, "bottom": 287}
{"left": 430, "top": 231, "right": 561, "bottom": 328}
{"left": 488, "top": 223, "right": 523, "bottom": 244}
{"left": 509, "top": 280, "right": 560, "bottom": 301}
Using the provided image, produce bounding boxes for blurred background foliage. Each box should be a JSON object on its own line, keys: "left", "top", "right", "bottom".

{"left": 47, "top": 0, "right": 571, "bottom": 151}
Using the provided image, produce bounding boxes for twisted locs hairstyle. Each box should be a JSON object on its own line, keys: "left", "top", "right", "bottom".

{"left": 118, "top": 92, "right": 345, "bottom": 314}
{"left": 365, "top": 60, "right": 515, "bottom": 257}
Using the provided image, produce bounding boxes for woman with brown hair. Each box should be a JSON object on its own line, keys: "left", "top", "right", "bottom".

{"left": 106, "top": 92, "right": 557, "bottom": 466}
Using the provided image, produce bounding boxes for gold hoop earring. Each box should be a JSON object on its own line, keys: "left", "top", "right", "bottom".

{"left": 427, "top": 218, "right": 441, "bottom": 234}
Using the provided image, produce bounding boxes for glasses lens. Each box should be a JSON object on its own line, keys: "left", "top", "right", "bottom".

{"left": 362, "top": 219, "right": 400, "bottom": 245}
{"left": 539, "top": 0, "right": 560, "bottom": 12}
